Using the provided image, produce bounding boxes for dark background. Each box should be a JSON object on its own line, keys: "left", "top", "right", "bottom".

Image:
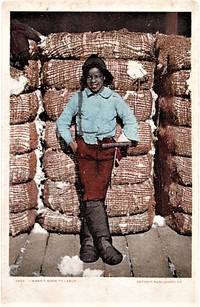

{"left": 10, "top": 12, "right": 191, "bottom": 37}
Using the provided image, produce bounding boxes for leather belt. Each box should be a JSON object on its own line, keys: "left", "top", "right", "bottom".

{"left": 97, "top": 137, "right": 114, "bottom": 144}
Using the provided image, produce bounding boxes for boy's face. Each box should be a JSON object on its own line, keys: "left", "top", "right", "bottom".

{"left": 86, "top": 67, "right": 105, "bottom": 93}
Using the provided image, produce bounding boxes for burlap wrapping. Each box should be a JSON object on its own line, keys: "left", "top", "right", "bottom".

{"left": 9, "top": 180, "right": 38, "bottom": 213}
{"left": 42, "top": 59, "right": 155, "bottom": 91}
{"left": 156, "top": 33, "right": 191, "bottom": 71}
{"left": 105, "top": 179, "right": 155, "bottom": 217}
{"left": 159, "top": 96, "right": 191, "bottom": 127}
{"left": 10, "top": 151, "right": 37, "bottom": 184}
{"left": 42, "top": 60, "right": 82, "bottom": 90}
{"left": 9, "top": 209, "right": 37, "bottom": 237}
{"left": 106, "top": 60, "right": 155, "bottom": 91}
{"left": 155, "top": 142, "right": 192, "bottom": 216}
{"left": 44, "top": 179, "right": 155, "bottom": 218}
{"left": 168, "top": 155, "right": 192, "bottom": 186}
{"left": 44, "top": 121, "right": 75, "bottom": 151}
{"left": 10, "top": 91, "right": 39, "bottom": 124}
{"left": 122, "top": 90, "right": 153, "bottom": 121}
{"left": 10, "top": 122, "right": 38, "bottom": 154}
{"left": 10, "top": 60, "right": 41, "bottom": 91}
{"left": 158, "top": 125, "right": 191, "bottom": 157}
{"left": 37, "top": 207, "right": 154, "bottom": 235}
{"left": 108, "top": 209, "right": 154, "bottom": 235}
{"left": 44, "top": 121, "right": 151, "bottom": 155}
{"left": 112, "top": 154, "right": 152, "bottom": 185}
{"left": 44, "top": 121, "right": 63, "bottom": 150}
{"left": 43, "top": 152, "right": 151, "bottom": 190}
{"left": 44, "top": 149, "right": 78, "bottom": 183}
{"left": 168, "top": 182, "right": 192, "bottom": 215}
{"left": 44, "top": 179, "right": 81, "bottom": 215}
{"left": 41, "top": 30, "right": 156, "bottom": 61}
{"left": 114, "top": 121, "right": 152, "bottom": 155}
{"left": 159, "top": 70, "right": 191, "bottom": 97}
{"left": 43, "top": 88, "right": 153, "bottom": 122}
{"left": 127, "top": 122, "right": 152, "bottom": 155}
{"left": 43, "top": 89, "right": 75, "bottom": 121}
{"left": 166, "top": 212, "right": 192, "bottom": 235}
{"left": 37, "top": 208, "right": 81, "bottom": 234}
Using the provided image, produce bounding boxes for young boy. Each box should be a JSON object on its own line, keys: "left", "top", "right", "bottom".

{"left": 56, "top": 54, "right": 139, "bottom": 265}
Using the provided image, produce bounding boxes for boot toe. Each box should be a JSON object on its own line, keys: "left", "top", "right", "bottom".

{"left": 102, "top": 246, "right": 123, "bottom": 265}
{"left": 98, "top": 239, "right": 123, "bottom": 265}
{"left": 80, "top": 245, "right": 99, "bottom": 263}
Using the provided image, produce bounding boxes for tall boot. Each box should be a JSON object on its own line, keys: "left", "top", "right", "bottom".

{"left": 85, "top": 200, "right": 123, "bottom": 265}
{"left": 79, "top": 204, "right": 99, "bottom": 263}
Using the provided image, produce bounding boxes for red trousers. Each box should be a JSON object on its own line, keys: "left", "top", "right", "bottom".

{"left": 76, "top": 137, "right": 115, "bottom": 201}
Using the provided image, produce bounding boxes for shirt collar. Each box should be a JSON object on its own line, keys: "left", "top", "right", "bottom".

{"left": 85, "top": 86, "right": 113, "bottom": 98}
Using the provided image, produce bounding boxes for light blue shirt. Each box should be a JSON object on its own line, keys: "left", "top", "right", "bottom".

{"left": 56, "top": 86, "right": 139, "bottom": 145}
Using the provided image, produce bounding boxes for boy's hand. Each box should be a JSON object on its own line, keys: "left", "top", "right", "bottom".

{"left": 69, "top": 141, "right": 78, "bottom": 154}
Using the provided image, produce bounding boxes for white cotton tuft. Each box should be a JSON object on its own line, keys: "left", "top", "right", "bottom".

{"left": 37, "top": 208, "right": 48, "bottom": 216}
{"left": 118, "top": 223, "right": 128, "bottom": 234}
{"left": 145, "top": 119, "right": 157, "bottom": 134}
{"left": 38, "top": 35, "right": 47, "bottom": 49}
{"left": 157, "top": 63, "right": 163, "bottom": 70}
{"left": 10, "top": 75, "right": 28, "bottom": 95}
{"left": 32, "top": 271, "right": 40, "bottom": 277}
{"left": 127, "top": 61, "right": 147, "bottom": 80}
{"left": 186, "top": 72, "right": 192, "bottom": 94}
{"left": 82, "top": 268, "right": 104, "bottom": 277}
{"left": 31, "top": 223, "right": 48, "bottom": 234}
{"left": 34, "top": 149, "right": 45, "bottom": 210}
{"left": 122, "top": 254, "right": 127, "bottom": 261}
{"left": 34, "top": 90, "right": 46, "bottom": 211}
{"left": 116, "top": 132, "right": 131, "bottom": 143}
{"left": 57, "top": 255, "right": 83, "bottom": 276}
{"left": 152, "top": 215, "right": 166, "bottom": 228}
{"left": 150, "top": 89, "right": 158, "bottom": 118}
{"left": 56, "top": 182, "right": 69, "bottom": 189}
{"left": 39, "top": 35, "right": 47, "bottom": 42}
{"left": 48, "top": 196, "right": 53, "bottom": 205}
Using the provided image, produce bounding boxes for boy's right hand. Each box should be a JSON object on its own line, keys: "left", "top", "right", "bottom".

{"left": 69, "top": 141, "right": 78, "bottom": 154}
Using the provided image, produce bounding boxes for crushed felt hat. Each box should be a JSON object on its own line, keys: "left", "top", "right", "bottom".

{"left": 82, "top": 54, "right": 113, "bottom": 85}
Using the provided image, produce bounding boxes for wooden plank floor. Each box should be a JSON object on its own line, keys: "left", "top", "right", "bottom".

{"left": 9, "top": 225, "right": 192, "bottom": 278}
{"left": 127, "top": 228, "right": 172, "bottom": 277}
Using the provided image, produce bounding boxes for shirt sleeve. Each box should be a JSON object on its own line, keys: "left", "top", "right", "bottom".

{"left": 114, "top": 94, "right": 140, "bottom": 142}
{"left": 56, "top": 92, "right": 79, "bottom": 145}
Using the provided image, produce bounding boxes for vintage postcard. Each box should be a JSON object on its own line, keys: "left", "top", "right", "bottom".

{"left": 1, "top": 0, "right": 199, "bottom": 306}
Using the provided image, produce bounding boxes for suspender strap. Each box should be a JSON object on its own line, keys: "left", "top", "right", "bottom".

{"left": 77, "top": 90, "right": 83, "bottom": 136}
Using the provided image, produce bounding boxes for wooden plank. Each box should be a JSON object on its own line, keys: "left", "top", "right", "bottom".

{"left": 127, "top": 228, "right": 171, "bottom": 277}
{"left": 165, "top": 13, "right": 178, "bottom": 35}
{"left": 16, "top": 232, "right": 49, "bottom": 277}
{"left": 42, "top": 234, "right": 80, "bottom": 277}
{"left": 104, "top": 236, "right": 131, "bottom": 277}
{"left": 72, "top": 234, "right": 81, "bottom": 255}
{"left": 157, "top": 226, "right": 192, "bottom": 277}
{"left": 9, "top": 233, "right": 28, "bottom": 265}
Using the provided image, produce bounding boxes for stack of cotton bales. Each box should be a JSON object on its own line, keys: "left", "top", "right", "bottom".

{"left": 9, "top": 59, "right": 43, "bottom": 236}
{"left": 39, "top": 29, "right": 157, "bottom": 234}
{"left": 154, "top": 34, "right": 192, "bottom": 235}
